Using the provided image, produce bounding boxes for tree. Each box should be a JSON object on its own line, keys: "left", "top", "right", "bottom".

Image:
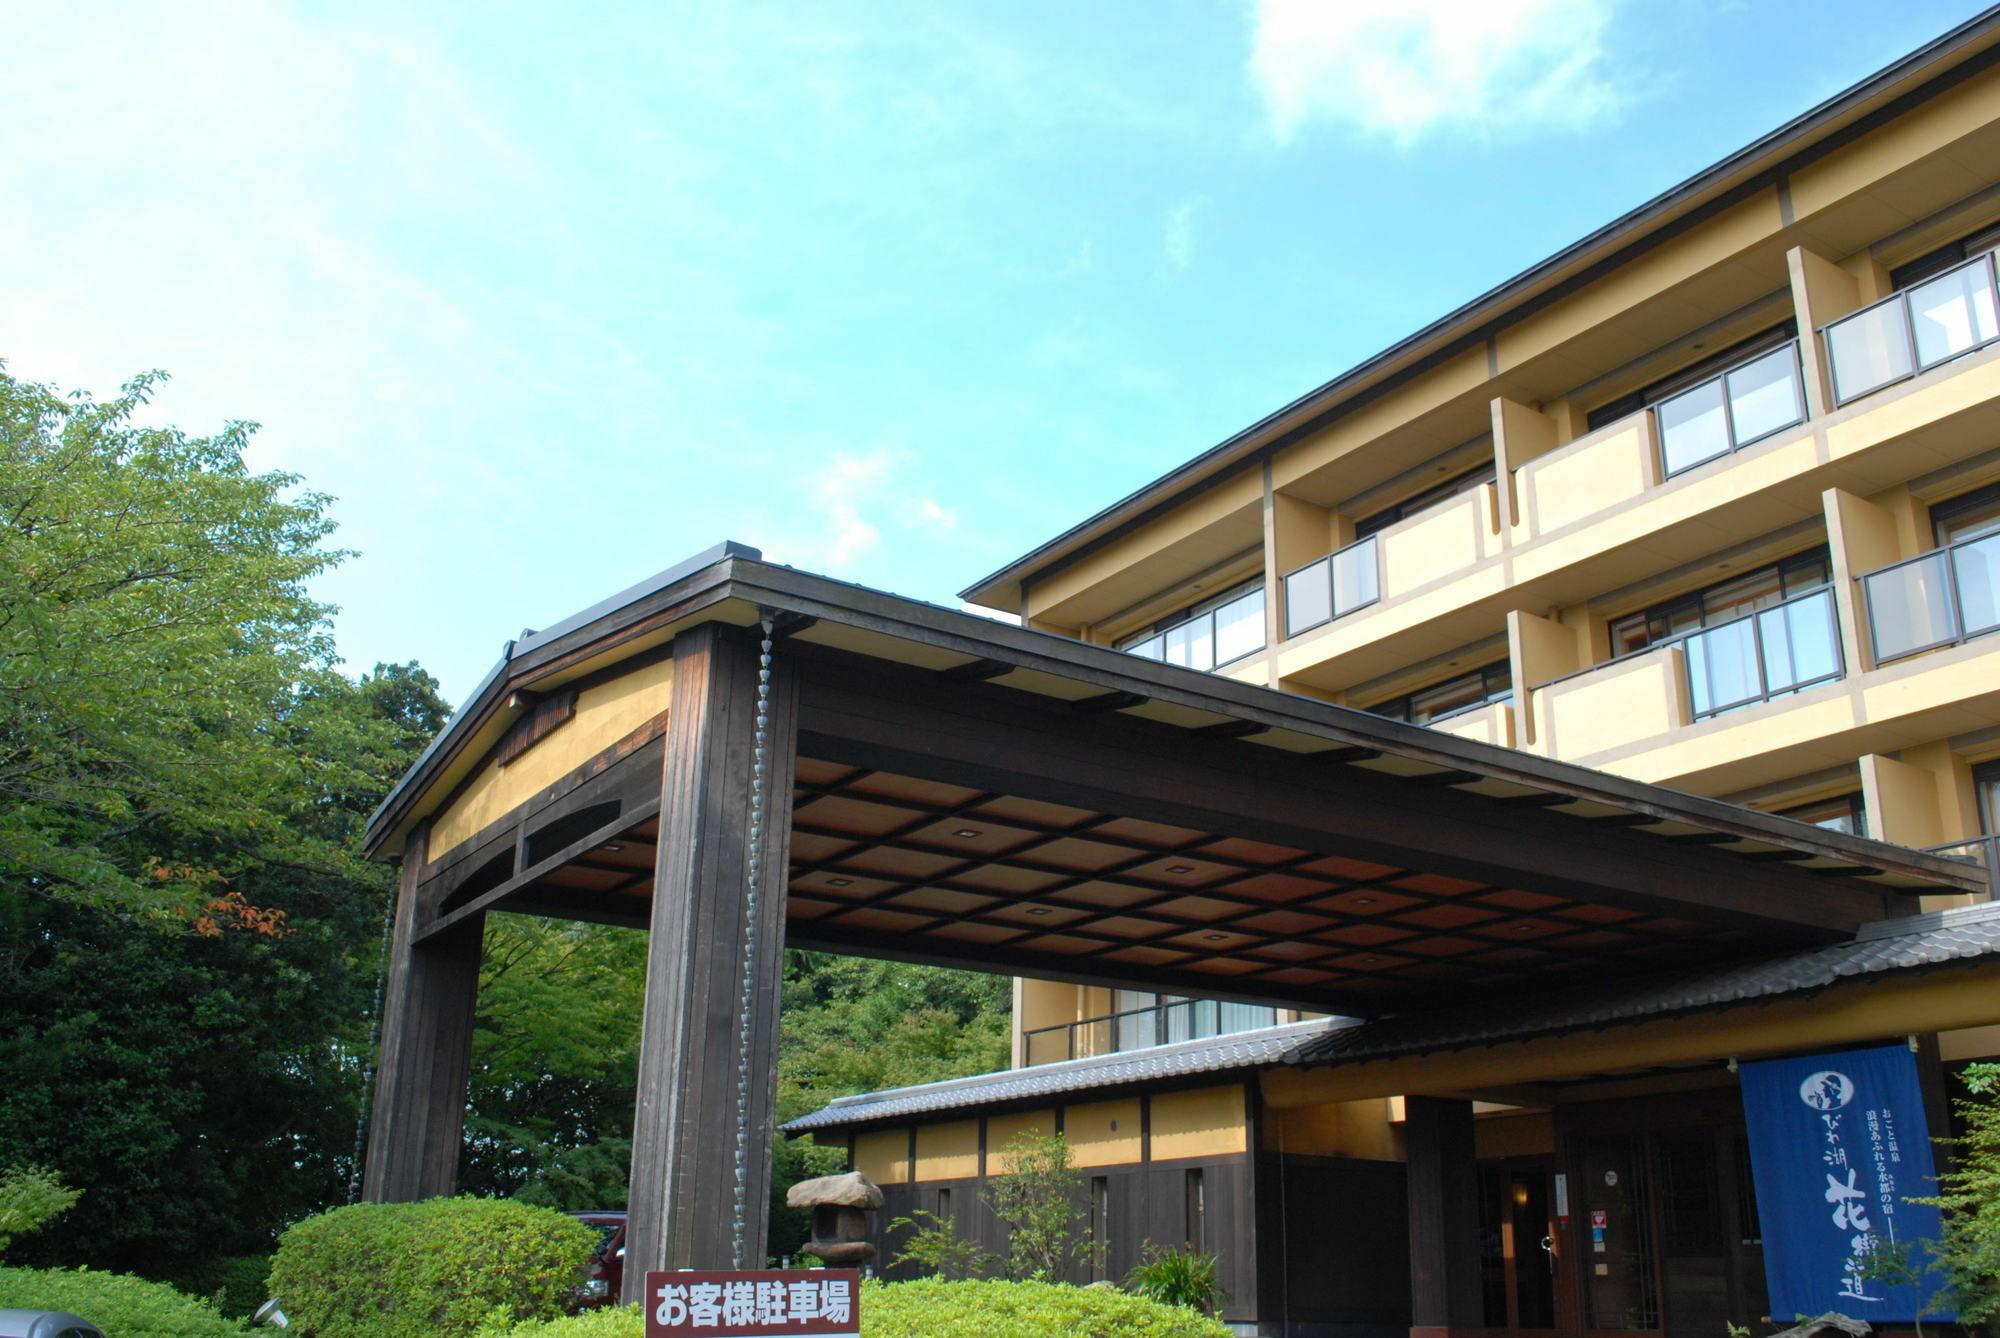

{"left": 1901, "top": 1061, "right": 2000, "bottom": 1324}
{"left": 0, "top": 662, "right": 451, "bottom": 1285}
{"left": 0, "top": 365, "right": 352, "bottom": 915}
{"left": 984, "top": 1131, "right": 1103, "bottom": 1282}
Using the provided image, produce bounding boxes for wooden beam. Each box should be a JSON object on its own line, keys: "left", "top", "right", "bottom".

{"left": 1404, "top": 1097, "right": 1483, "bottom": 1332}
{"left": 363, "top": 822, "right": 485, "bottom": 1203}
{"left": 626, "top": 625, "right": 799, "bottom": 1274}
{"left": 792, "top": 649, "right": 1894, "bottom": 942}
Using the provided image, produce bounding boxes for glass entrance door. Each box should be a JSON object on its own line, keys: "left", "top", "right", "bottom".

{"left": 1480, "top": 1161, "right": 1558, "bottom": 1331}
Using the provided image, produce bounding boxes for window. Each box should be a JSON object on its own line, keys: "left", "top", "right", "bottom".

{"left": 1586, "top": 321, "right": 1798, "bottom": 433}
{"left": 1366, "top": 661, "right": 1512, "bottom": 725}
{"left": 1354, "top": 461, "right": 1496, "bottom": 539}
{"left": 1609, "top": 548, "right": 1831, "bottom": 657}
{"left": 1090, "top": 1177, "right": 1112, "bottom": 1280}
{"left": 1932, "top": 481, "right": 2000, "bottom": 546}
{"left": 1976, "top": 761, "right": 2000, "bottom": 836}
{"left": 1184, "top": 1169, "right": 1207, "bottom": 1252}
{"left": 1775, "top": 793, "right": 1866, "bottom": 837}
{"left": 1889, "top": 220, "right": 2000, "bottom": 290}
{"left": 1117, "top": 579, "right": 1265, "bottom": 670}
{"left": 1107, "top": 992, "right": 1277, "bottom": 1049}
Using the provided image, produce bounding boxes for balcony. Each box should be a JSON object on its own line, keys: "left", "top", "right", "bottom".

{"left": 1123, "top": 585, "right": 1266, "bottom": 672}
{"left": 1282, "top": 535, "right": 1379, "bottom": 637}
{"left": 1860, "top": 533, "right": 2000, "bottom": 665}
{"left": 1022, "top": 997, "right": 1279, "bottom": 1067}
{"left": 1653, "top": 341, "right": 1807, "bottom": 477}
{"left": 1532, "top": 586, "right": 1843, "bottom": 755}
{"left": 1924, "top": 836, "right": 2000, "bottom": 900}
{"left": 1823, "top": 252, "right": 2000, "bottom": 407}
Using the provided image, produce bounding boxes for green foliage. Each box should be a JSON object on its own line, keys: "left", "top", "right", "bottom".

{"left": 0, "top": 660, "right": 452, "bottom": 1281}
{"left": 0, "top": 1265, "right": 248, "bottom": 1337}
{"left": 490, "top": 1279, "right": 1232, "bottom": 1338}
{"left": 887, "top": 1209, "right": 996, "bottom": 1280}
{"left": 1898, "top": 1061, "right": 2000, "bottom": 1324}
{"left": 0, "top": 1165, "right": 81, "bottom": 1255}
{"left": 462, "top": 919, "right": 649, "bottom": 1208}
{"left": 0, "top": 366, "right": 359, "bottom": 912}
{"left": 266, "top": 1197, "right": 596, "bottom": 1338}
{"left": 1124, "top": 1242, "right": 1226, "bottom": 1315}
{"left": 174, "top": 1255, "right": 273, "bottom": 1321}
{"left": 983, "top": 1132, "right": 1102, "bottom": 1282}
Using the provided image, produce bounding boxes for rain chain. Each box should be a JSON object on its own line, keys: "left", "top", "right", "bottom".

{"left": 730, "top": 616, "right": 777, "bottom": 1266}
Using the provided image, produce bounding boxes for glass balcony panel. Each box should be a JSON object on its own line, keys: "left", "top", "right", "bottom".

{"left": 1284, "top": 561, "right": 1332, "bottom": 636}
{"left": 1725, "top": 346, "right": 1804, "bottom": 445}
{"left": 1863, "top": 552, "right": 1956, "bottom": 661}
{"left": 1685, "top": 617, "right": 1762, "bottom": 717}
{"left": 1757, "top": 590, "right": 1838, "bottom": 694}
{"left": 1951, "top": 533, "right": 2000, "bottom": 640}
{"left": 1127, "top": 634, "right": 1165, "bottom": 661}
{"left": 1656, "top": 378, "right": 1730, "bottom": 476}
{"left": 1332, "top": 535, "right": 1380, "bottom": 614}
{"left": 1163, "top": 618, "right": 1215, "bottom": 671}
{"left": 1213, "top": 587, "right": 1266, "bottom": 664}
{"left": 1114, "top": 1008, "right": 1154, "bottom": 1052}
{"left": 1825, "top": 301, "right": 1914, "bottom": 404}
{"left": 1217, "top": 1002, "right": 1278, "bottom": 1035}
{"left": 1907, "top": 261, "right": 2000, "bottom": 370}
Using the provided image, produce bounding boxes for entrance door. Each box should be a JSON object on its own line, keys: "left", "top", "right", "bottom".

{"left": 1479, "top": 1161, "right": 1558, "bottom": 1331}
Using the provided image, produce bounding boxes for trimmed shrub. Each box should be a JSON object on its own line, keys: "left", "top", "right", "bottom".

{"left": 0, "top": 1266, "right": 248, "bottom": 1337}
{"left": 495, "top": 1278, "right": 1234, "bottom": 1338}
{"left": 166, "top": 1254, "right": 272, "bottom": 1319}
{"left": 267, "top": 1196, "right": 597, "bottom": 1338}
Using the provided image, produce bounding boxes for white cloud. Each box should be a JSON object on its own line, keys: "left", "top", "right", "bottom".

{"left": 811, "top": 451, "right": 894, "bottom": 567}
{"left": 900, "top": 497, "right": 958, "bottom": 532}
{"left": 1246, "top": 0, "right": 1625, "bottom": 145}
{"left": 1161, "top": 196, "right": 1208, "bottom": 276}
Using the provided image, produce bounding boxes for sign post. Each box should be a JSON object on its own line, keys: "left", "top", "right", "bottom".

{"left": 1740, "top": 1044, "right": 1953, "bottom": 1321}
{"left": 644, "top": 1270, "right": 861, "bottom": 1338}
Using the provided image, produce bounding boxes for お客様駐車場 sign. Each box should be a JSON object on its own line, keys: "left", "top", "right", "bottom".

{"left": 644, "top": 1270, "right": 859, "bottom": 1338}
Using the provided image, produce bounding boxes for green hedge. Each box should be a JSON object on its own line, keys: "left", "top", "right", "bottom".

{"left": 0, "top": 1266, "right": 249, "bottom": 1337}
{"left": 497, "top": 1278, "right": 1233, "bottom": 1338}
{"left": 266, "top": 1197, "right": 597, "bottom": 1338}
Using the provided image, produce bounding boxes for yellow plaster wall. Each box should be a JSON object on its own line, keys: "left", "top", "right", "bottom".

{"left": 1514, "top": 417, "right": 1655, "bottom": 537}
{"left": 1024, "top": 470, "right": 1263, "bottom": 622}
{"left": 915, "top": 1121, "right": 981, "bottom": 1181}
{"left": 1430, "top": 701, "right": 1515, "bottom": 748}
{"left": 1788, "top": 66, "right": 2000, "bottom": 220}
{"left": 1942, "top": 1024, "right": 2000, "bottom": 1062}
{"left": 854, "top": 1129, "right": 911, "bottom": 1185}
{"left": 1475, "top": 1111, "right": 1554, "bottom": 1160}
{"left": 1263, "top": 966, "right": 2000, "bottom": 1107}
{"left": 1376, "top": 485, "right": 1502, "bottom": 599}
{"left": 1066, "top": 1098, "right": 1143, "bottom": 1168}
{"left": 1532, "top": 649, "right": 1685, "bottom": 759}
{"left": 1271, "top": 346, "right": 1493, "bottom": 495}
{"left": 1263, "top": 1097, "right": 1403, "bottom": 1161}
{"left": 1148, "top": 1086, "right": 1247, "bottom": 1161}
{"left": 1495, "top": 191, "right": 1785, "bottom": 371}
{"left": 986, "top": 1111, "right": 1056, "bottom": 1170}
{"left": 428, "top": 656, "right": 675, "bottom": 861}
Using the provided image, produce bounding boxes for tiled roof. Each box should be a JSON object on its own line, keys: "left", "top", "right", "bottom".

{"left": 781, "top": 1018, "right": 1336, "bottom": 1132}
{"left": 783, "top": 901, "right": 2000, "bottom": 1133}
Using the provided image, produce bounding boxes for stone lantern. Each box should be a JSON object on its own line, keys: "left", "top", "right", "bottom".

{"left": 786, "top": 1171, "right": 884, "bottom": 1267}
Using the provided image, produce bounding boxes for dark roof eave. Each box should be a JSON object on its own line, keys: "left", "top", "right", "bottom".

{"left": 958, "top": 8, "right": 2000, "bottom": 610}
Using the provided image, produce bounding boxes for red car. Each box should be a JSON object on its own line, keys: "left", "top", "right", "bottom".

{"left": 569, "top": 1211, "right": 627, "bottom": 1305}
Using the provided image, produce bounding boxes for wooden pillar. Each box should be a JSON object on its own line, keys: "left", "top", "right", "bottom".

{"left": 1405, "top": 1096, "right": 1483, "bottom": 1337}
{"left": 626, "top": 622, "right": 798, "bottom": 1275}
{"left": 363, "top": 821, "right": 485, "bottom": 1202}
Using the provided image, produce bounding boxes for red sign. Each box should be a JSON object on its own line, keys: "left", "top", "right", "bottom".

{"left": 1590, "top": 1210, "right": 1608, "bottom": 1229}
{"left": 644, "top": 1270, "right": 860, "bottom": 1338}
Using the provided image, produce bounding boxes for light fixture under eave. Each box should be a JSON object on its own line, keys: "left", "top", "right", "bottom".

{"left": 603, "top": 843, "right": 624, "bottom": 853}
{"left": 826, "top": 877, "right": 852, "bottom": 887}
{"left": 952, "top": 828, "right": 982, "bottom": 839}
{"left": 1025, "top": 906, "right": 1053, "bottom": 916}
{"left": 1165, "top": 865, "right": 1195, "bottom": 875}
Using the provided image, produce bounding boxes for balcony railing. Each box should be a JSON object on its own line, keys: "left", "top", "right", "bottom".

{"left": 1652, "top": 340, "right": 1807, "bottom": 478}
{"left": 1823, "top": 252, "right": 2000, "bottom": 407}
{"left": 1677, "top": 585, "right": 1843, "bottom": 719}
{"left": 1123, "top": 585, "right": 1266, "bottom": 671}
{"left": 1022, "top": 998, "right": 1279, "bottom": 1067}
{"left": 1282, "top": 534, "right": 1380, "bottom": 638}
{"left": 1923, "top": 836, "right": 1999, "bottom": 901}
{"left": 1859, "top": 532, "right": 2000, "bottom": 665}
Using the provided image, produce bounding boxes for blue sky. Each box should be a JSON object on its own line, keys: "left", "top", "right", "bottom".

{"left": 2, "top": 0, "right": 1989, "bottom": 702}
